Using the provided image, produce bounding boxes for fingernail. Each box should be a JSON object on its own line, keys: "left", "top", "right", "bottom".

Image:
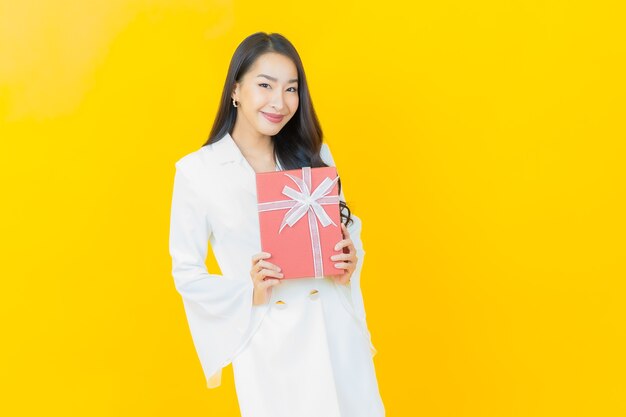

{"left": 334, "top": 244, "right": 339, "bottom": 250}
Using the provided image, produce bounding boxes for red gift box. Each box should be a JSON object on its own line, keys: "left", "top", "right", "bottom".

{"left": 255, "top": 166, "right": 344, "bottom": 279}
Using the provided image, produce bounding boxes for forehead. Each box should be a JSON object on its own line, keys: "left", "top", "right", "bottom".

{"left": 248, "top": 53, "right": 298, "bottom": 80}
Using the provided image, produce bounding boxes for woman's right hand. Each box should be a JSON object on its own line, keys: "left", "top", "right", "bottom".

{"left": 250, "top": 252, "right": 284, "bottom": 306}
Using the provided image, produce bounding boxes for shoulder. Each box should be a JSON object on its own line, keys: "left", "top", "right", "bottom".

{"left": 174, "top": 144, "right": 219, "bottom": 180}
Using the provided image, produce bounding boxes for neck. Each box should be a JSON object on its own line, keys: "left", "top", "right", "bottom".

{"left": 230, "top": 125, "right": 273, "bottom": 159}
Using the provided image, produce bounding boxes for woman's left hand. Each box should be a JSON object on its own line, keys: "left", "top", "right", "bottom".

{"left": 329, "top": 222, "right": 357, "bottom": 285}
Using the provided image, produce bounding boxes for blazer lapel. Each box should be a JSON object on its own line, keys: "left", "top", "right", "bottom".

{"left": 212, "top": 132, "right": 258, "bottom": 197}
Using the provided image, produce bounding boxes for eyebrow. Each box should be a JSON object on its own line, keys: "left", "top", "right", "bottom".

{"left": 256, "top": 74, "right": 299, "bottom": 84}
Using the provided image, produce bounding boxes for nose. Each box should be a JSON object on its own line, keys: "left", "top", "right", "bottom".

{"left": 270, "top": 89, "right": 285, "bottom": 110}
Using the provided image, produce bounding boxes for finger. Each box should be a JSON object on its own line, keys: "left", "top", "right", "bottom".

{"left": 259, "top": 268, "right": 284, "bottom": 279}
{"left": 330, "top": 253, "right": 352, "bottom": 261}
{"left": 261, "top": 278, "right": 282, "bottom": 289}
{"left": 256, "top": 260, "right": 282, "bottom": 273}
{"left": 343, "top": 238, "right": 356, "bottom": 254}
{"left": 251, "top": 252, "right": 271, "bottom": 266}
{"left": 341, "top": 222, "right": 350, "bottom": 238}
{"left": 252, "top": 270, "right": 272, "bottom": 285}
{"left": 334, "top": 239, "right": 348, "bottom": 251}
{"left": 251, "top": 261, "right": 266, "bottom": 276}
{"left": 334, "top": 238, "right": 354, "bottom": 252}
{"left": 333, "top": 261, "right": 351, "bottom": 270}
{"left": 346, "top": 241, "right": 356, "bottom": 254}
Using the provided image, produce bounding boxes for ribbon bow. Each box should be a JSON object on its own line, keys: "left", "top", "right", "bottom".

{"left": 278, "top": 169, "right": 339, "bottom": 233}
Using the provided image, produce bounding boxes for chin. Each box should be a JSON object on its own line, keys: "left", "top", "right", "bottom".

{"left": 258, "top": 125, "right": 283, "bottom": 136}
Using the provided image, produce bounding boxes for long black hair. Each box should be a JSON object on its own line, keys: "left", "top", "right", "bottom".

{"left": 203, "top": 31, "right": 353, "bottom": 227}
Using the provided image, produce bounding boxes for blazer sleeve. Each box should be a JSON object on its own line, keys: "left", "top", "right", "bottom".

{"left": 169, "top": 159, "right": 256, "bottom": 388}
{"left": 320, "top": 143, "right": 377, "bottom": 356}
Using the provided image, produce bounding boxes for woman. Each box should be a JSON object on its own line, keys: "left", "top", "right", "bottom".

{"left": 169, "top": 32, "right": 385, "bottom": 417}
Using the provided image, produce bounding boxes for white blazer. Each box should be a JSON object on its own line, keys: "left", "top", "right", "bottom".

{"left": 169, "top": 131, "right": 376, "bottom": 389}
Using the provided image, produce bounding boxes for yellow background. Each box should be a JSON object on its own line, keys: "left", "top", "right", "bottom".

{"left": 1, "top": 0, "right": 624, "bottom": 415}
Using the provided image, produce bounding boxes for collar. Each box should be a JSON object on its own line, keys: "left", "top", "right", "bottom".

{"left": 212, "top": 131, "right": 283, "bottom": 171}
{"left": 212, "top": 131, "right": 245, "bottom": 165}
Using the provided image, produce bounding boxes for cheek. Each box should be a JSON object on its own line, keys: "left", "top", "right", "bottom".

{"left": 245, "top": 88, "right": 266, "bottom": 105}
{"left": 288, "top": 96, "right": 299, "bottom": 110}
{"left": 252, "top": 92, "right": 268, "bottom": 107}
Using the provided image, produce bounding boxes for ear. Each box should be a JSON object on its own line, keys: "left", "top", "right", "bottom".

{"left": 231, "top": 83, "right": 240, "bottom": 100}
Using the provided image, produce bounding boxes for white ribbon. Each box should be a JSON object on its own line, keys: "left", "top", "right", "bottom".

{"left": 257, "top": 166, "right": 340, "bottom": 277}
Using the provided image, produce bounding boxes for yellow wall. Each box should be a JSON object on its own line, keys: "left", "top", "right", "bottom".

{"left": 1, "top": 0, "right": 624, "bottom": 415}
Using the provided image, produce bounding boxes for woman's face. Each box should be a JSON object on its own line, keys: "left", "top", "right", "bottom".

{"left": 232, "top": 52, "right": 299, "bottom": 138}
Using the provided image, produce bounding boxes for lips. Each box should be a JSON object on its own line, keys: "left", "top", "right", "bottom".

{"left": 261, "top": 112, "right": 284, "bottom": 123}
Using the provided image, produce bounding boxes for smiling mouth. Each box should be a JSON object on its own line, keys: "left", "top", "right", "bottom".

{"left": 261, "top": 112, "right": 284, "bottom": 123}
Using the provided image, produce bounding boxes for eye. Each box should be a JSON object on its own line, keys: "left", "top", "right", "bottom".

{"left": 258, "top": 83, "right": 270, "bottom": 88}
{"left": 288, "top": 87, "right": 298, "bottom": 92}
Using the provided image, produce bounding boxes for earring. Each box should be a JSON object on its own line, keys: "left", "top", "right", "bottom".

{"left": 232, "top": 98, "right": 238, "bottom": 108}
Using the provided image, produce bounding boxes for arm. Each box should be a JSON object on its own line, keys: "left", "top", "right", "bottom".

{"left": 319, "top": 143, "right": 371, "bottom": 333}
{"left": 320, "top": 142, "right": 366, "bottom": 258}
{"left": 169, "top": 161, "right": 255, "bottom": 388}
